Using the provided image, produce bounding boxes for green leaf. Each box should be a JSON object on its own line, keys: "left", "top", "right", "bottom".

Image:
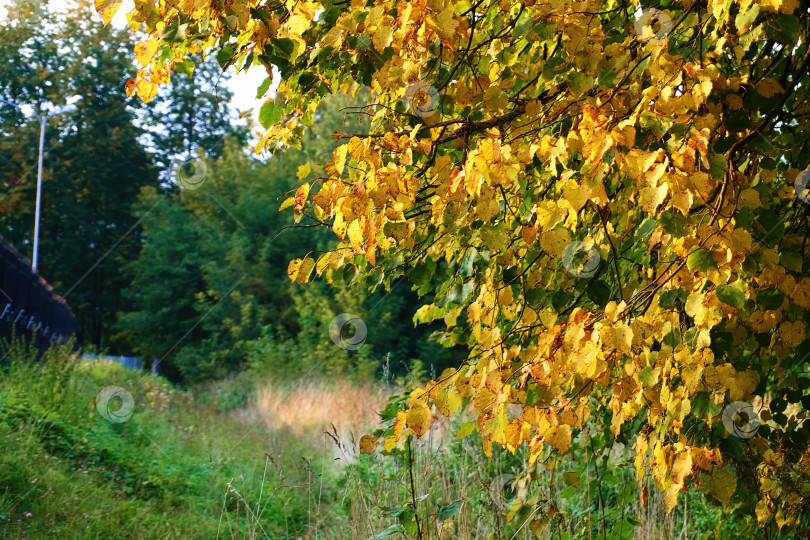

{"left": 639, "top": 110, "right": 673, "bottom": 138}
{"left": 754, "top": 209, "right": 784, "bottom": 248}
{"left": 586, "top": 280, "right": 611, "bottom": 306}
{"left": 686, "top": 249, "right": 715, "bottom": 272}
{"left": 710, "top": 330, "right": 734, "bottom": 359}
{"left": 370, "top": 524, "right": 406, "bottom": 539}
{"left": 766, "top": 14, "right": 800, "bottom": 44}
{"left": 379, "top": 402, "right": 400, "bottom": 422}
{"left": 438, "top": 501, "right": 462, "bottom": 520}
{"left": 173, "top": 58, "right": 195, "bottom": 77}
{"left": 597, "top": 69, "right": 617, "bottom": 87}
{"left": 256, "top": 76, "right": 272, "bottom": 99}
{"left": 659, "top": 210, "right": 687, "bottom": 237}
{"left": 562, "top": 471, "right": 581, "bottom": 487}
{"left": 634, "top": 217, "right": 656, "bottom": 240}
{"left": 460, "top": 248, "right": 479, "bottom": 277}
{"left": 726, "top": 111, "right": 750, "bottom": 132}
{"left": 216, "top": 42, "right": 237, "bottom": 68}
{"left": 259, "top": 101, "right": 283, "bottom": 128}
{"left": 399, "top": 509, "right": 418, "bottom": 535}
{"left": 409, "top": 262, "right": 434, "bottom": 286}
{"left": 567, "top": 71, "right": 593, "bottom": 98}
{"left": 780, "top": 247, "right": 803, "bottom": 273}
{"left": 715, "top": 284, "right": 745, "bottom": 309}
{"left": 708, "top": 153, "right": 728, "bottom": 180}
{"left": 691, "top": 391, "right": 721, "bottom": 421}
{"left": 270, "top": 37, "right": 296, "bottom": 57}
{"left": 659, "top": 289, "right": 688, "bottom": 308}
{"left": 457, "top": 422, "right": 476, "bottom": 439}
{"left": 639, "top": 366, "right": 659, "bottom": 387}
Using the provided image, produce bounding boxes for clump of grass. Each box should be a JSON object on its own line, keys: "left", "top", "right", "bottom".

{"left": 233, "top": 379, "right": 388, "bottom": 461}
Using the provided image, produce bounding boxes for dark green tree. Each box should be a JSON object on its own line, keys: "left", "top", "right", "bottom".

{"left": 0, "top": 0, "right": 158, "bottom": 350}
{"left": 145, "top": 56, "right": 247, "bottom": 174}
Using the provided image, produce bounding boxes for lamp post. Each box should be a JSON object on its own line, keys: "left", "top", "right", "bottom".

{"left": 1, "top": 95, "right": 82, "bottom": 271}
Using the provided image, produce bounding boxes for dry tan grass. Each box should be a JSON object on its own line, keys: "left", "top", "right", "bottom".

{"left": 235, "top": 379, "right": 389, "bottom": 459}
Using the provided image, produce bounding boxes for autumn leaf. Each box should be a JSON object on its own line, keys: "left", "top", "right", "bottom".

{"left": 294, "top": 182, "right": 310, "bottom": 213}
{"left": 434, "top": 388, "right": 462, "bottom": 417}
{"left": 545, "top": 425, "right": 572, "bottom": 454}
{"left": 701, "top": 467, "right": 737, "bottom": 505}
{"left": 359, "top": 434, "right": 379, "bottom": 454}
{"left": 406, "top": 405, "right": 434, "bottom": 438}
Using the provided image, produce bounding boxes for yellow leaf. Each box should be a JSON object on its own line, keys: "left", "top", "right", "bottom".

{"left": 406, "top": 405, "right": 434, "bottom": 437}
{"left": 485, "top": 412, "right": 509, "bottom": 445}
{"left": 383, "top": 435, "right": 398, "bottom": 452}
{"left": 347, "top": 136, "right": 367, "bottom": 161}
{"left": 287, "top": 13, "right": 311, "bottom": 36}
{"left": 372, "top": 24, "right": 394, "bottom": 53}
{"left": 435, "top": 388, "right": 462, "bottom": 417}
{"left": 457, "top": 421, "right": 476, "bottom": 439}
{"left": 279, "top": 197, "right": 295, "bottom": 212}
{"left": 134, "top": 39, "right": 158, "bottom": 68}
{"left": 296, "top": 162, "right": 311, "bottom": 180}
{"left": 347, "top": 219, "right": 364, "bottom": 252}
{"left": 664, "top": 482, "right": 683, "bottom": 512}
{"left": 297, "top": 257, "right": 315, "bottom": 283}
{"left": 738, "top": 188, "right": 761, "bottom": 209}
{"left": 359, "top": 434, "right": 379, "bottom": 454}
{"left": 393, "top": 410, "right": 407, "bottom": 440}
{"left": 502, "top": 419, "right": 523, "bottom": 451}
{"left": 287, "top": 258, "right": 303, "bottom": 282}
{"left": 474, "top": 388, "right": 497, "bottom": 414}
{"left": 670, "top": 188, "right": 694, "bottom": 216}
{"left": 315, "top": 252, "right": 330, "bottom": 276}
{"left": 545, "top": 424, "right": 572, "bottom": 454}
{"left": 332, "top": 211, "right": 346, "bottom": 239}
{"left": 780, "top": 0, "right": 799, "bottom": 14}
{"left": 563, "top": 178, "right": 589, "bottom": 211}
{"left": 94, "top": 0, "right": 122, "bottom": 24}
{"left": 602, "top": 322, "right": 634, "bottom": 354}
{"left": 136, "top": 78, "right": 158, "bottom": 103}
{"left": 690, "top": 171, "right": 716, "bottom": 198}
{"left": 325, "top": 145, "right": 348, "bottom": 178}
{"left": 671, "top": 451, "right": 693, "bottom": 484}
{"left": 539, "top": 228, "right": 572, "bottom": 258}
{"left": 639, "top": 183, "right": 669, "bottom": 213}
{"left": 756, "top": 78, "right": 783, "bottom": 99}
{"left": 294, "top": 182, "right": 310, "bottom": 213}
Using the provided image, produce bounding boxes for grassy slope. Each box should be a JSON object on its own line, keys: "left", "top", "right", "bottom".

{"left": 0, "top": 341, "right": 760, "bottom": 539}
{"left": 0, "top": 342, "right": 330, "bottom": 539}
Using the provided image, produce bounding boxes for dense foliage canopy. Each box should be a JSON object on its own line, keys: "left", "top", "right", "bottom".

{"left": 107, "top": 0, "right": 810, "bottom": 532}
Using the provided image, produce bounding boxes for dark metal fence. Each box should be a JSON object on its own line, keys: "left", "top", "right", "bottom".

{"left": 0, "top": 235, "right": 77, "bottom": 349}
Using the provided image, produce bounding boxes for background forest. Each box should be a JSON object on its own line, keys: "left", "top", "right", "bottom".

{"left": 0, "top": 0, "right": 461, "bottom": 387}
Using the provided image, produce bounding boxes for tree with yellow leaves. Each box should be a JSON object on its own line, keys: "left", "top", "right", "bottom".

{"left": 103, "top": 0, "right": 810, "bottom": 534}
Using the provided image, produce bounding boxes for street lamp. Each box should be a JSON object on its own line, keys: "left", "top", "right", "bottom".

{"left": 0, "top": 95, "right": 82, "bottom": 272}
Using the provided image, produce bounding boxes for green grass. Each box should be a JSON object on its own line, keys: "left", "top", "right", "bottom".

{"left": 0, "top": 339, "right": 330, "bottom": 538}
{"left": 0, "top": 339, "right": 774, "bottom": 539}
